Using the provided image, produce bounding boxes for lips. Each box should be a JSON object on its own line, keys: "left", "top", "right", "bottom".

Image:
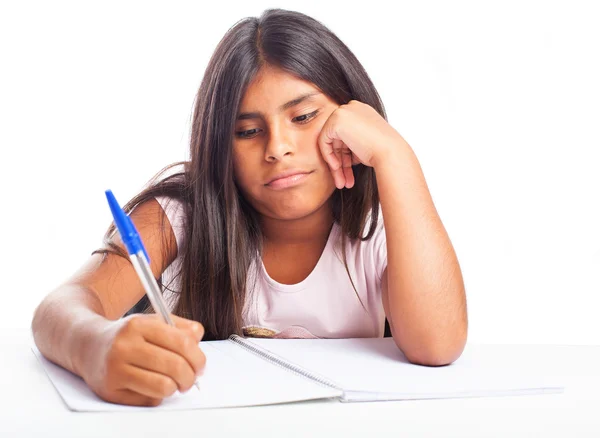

{"left": 265, "top": 169, "right": 313, "bottom": 189}
{"left": 266, "top": 169, "right": 312, "bottom": 185}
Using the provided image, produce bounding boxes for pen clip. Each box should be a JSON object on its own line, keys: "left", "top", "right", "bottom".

{"left": 105, "top": 189, "right": 151, "bottom": 264}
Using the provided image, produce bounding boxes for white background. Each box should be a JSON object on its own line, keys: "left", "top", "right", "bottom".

{"left": 1, "top": 0, "right": 598, "bottom": 345}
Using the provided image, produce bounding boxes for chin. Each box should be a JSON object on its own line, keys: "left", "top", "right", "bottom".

{"left": 267, "top": 203, "right": 320, "bottom": 221}
{"left": 259, "top": 193, "right": 332, "bottom": 221}
{"left": 243, "top": 176, "right": 336, "bottom": 220}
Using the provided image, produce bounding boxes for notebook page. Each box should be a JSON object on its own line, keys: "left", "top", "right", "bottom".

{"left": 245, "top": 338, "right": 565, "bottom": 401}
{"left": 32, "top": 340, "right": 341, "bottom": 411}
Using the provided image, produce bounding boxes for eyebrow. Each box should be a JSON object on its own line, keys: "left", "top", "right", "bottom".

{"left": 236, "top": 92, "right": 321, "bottom": 121}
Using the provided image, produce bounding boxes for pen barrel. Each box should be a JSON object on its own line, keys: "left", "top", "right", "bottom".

{"left": 130, "top": 251, "right": 174, "bottom": 326}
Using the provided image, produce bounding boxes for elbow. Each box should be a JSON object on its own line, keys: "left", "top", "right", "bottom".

{"left": 404, "top": 345, "right": 464, "bottom": 367}
{"left": 396, "top": 330, "right": 468, "bottom": 367}
{"left": 31, "top": 295, "right": 58, "bottom": 344}
{"left": 31, "top": 300, "right": 46, "bottom": 338}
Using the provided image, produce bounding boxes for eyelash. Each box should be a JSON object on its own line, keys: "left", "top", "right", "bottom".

{"left": 235, "top": 110, "right": 319, "bottom": 139}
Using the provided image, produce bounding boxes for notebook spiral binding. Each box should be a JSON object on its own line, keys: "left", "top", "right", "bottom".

{"left": 228, "top": 334, "right": 343, "bottom": 392}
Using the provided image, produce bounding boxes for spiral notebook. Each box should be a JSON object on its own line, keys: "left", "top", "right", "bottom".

{"left": 32, "top": 336, "right": 564, "bottom": 411}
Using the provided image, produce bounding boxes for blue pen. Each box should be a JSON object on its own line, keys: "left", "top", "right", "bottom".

{"left": 105, "top": 190, "right": 200, "bottom": 390}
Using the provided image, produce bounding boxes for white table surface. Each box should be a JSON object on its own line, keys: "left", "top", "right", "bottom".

{"left": 2, "top": 329, "right": 600, "bottom": 438}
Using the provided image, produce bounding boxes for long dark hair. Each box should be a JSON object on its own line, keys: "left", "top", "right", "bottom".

{"left": 94, "top": 8, "right": 386, "bottom": 340}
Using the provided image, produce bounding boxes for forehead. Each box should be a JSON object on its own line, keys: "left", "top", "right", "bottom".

{"left": 239, "top": 66, "right": 322, "bottom": 110}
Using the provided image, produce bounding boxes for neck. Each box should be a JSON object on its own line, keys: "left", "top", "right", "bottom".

{"left": 260, "top": 200, "right": 334, "bottom": 246}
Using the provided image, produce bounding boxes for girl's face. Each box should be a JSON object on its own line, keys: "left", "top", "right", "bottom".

{"left": 232, "top": 65, "right": 339, "bottom": 221}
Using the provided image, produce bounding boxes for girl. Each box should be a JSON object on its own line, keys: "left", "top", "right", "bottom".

{"left": 32, "top": 8, "right": 467, "bottom": 407}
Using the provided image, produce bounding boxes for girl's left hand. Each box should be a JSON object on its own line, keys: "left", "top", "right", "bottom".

{"left": 317, "top": 100, "right": 405, "bottom": 189}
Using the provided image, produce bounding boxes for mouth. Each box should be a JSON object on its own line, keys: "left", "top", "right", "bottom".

{"left": 265, "top": 171, "right": 313, "bottom": 190}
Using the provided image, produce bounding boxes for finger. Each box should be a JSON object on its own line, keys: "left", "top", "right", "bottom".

{"left": 106, "top": 388, "right": 162, "bottom": 407}
{"left": 128, "top": 341, "right": 198, "bottom": 393}
{"left": 320, "top": 137, "right": 341, "bottom": 170}
{"left": 170, "top": 315, "right": 205, "bottom": 342}
{"left": 122, "top": 364, "right": 178, "bottom": 399}
{"left": 317, "top": 123, "right": 344, "bottom": 182}
{"left": 340, "top": 144, "right": 355, "bottom": 188}
{"left": 138, "top": 319, "right": 207, "bottom": 376}
{"left": 331, "top": 138, "right": 346, "bottom": 189}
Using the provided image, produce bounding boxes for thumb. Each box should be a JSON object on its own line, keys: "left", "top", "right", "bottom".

{"left": 170, "top": 314, "right": 205, "bottom": 342}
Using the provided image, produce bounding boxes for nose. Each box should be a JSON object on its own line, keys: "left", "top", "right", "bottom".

{"left": 264, "top": 123, "right": 295, "bottom": 162}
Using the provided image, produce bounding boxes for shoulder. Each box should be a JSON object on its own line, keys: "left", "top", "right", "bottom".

{"left": 361, "top": 205, "right": 387, "bottom": 273}
{"left": 333, "top": 204, "right": 387, "bottom": 281}
{"left": 355, "top": 204, "right": 386, "bottom": 250}
{"left": 154, "top": 196, "right": 189, "bottom": 254}
{"left": 155, "top": 196, "right": 188, "bottom": 221}
{"left": 363, "top": 204, "right": 385, "bottom": 238}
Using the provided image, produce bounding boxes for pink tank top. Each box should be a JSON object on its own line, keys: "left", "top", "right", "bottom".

{"left": 156, "top": 196, "right": 388, "bottom": 339}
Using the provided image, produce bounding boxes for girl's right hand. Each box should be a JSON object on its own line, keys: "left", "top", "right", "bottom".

{"left": 81, "top": 313, "right": 206, "bottom": 407}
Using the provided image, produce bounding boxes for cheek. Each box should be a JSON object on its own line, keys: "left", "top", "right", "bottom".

{"left": 232, "top": 152, "right": 256, "bottom": 192}
{"left": 232, "top": 154, "right": 246, "bottom": 185}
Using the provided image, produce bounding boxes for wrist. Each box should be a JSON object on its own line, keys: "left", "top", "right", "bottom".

{"left": 372, "top": 137, "right": 415, "bottom": 173}
{"left": 70, "top": 314, "right": 113, "bottom": 380}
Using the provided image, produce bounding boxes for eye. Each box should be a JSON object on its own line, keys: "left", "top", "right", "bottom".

{"left": 235, "top": 128, "right": 261, "bottom": 139}
{"left": 293, "top": 110, "right": 319, "bottom": 124}
{"left": 234, "top": 110, "right": 319, "bottom": 139}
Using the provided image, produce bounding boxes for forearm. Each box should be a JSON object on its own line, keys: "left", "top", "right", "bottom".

{"left": 31, "top": 284, "right": 112, "bottom": 378}
{"left": 374, "top": 139, "right": 467, "bottom": 365}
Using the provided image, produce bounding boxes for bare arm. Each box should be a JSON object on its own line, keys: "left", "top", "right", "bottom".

{"left": 31, "top": 198, "right": 177, "bottom": 377}
{"left": 376, "top": 139, "right": 468, "bottom": 366}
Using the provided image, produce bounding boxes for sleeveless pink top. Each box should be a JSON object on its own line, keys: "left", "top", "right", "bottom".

{"left": 156, "top": 196, "right": 388, "bottom": 339}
